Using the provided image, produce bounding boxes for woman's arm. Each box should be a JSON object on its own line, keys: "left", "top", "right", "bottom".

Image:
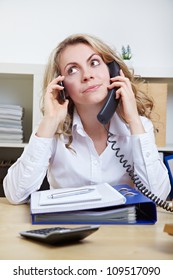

{"left": 3, "top": 76, "right": 68, "bottom": 204}
{"left": 3, "top": 134, "right": 55, "bottom": 204}
{"left": 132, "top": 118, "right": 171, "bottom": 200}
{"left": 110, "top": 71, "right": 171, "bottom": 199}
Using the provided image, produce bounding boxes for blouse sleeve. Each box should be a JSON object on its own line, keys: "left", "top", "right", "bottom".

{"left": 3, "top": 133, "right": 55, "bottom": 204}
{"left": 131, "top": 118, "right": 171, "bottom": 200}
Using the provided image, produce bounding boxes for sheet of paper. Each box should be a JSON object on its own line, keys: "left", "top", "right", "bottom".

{"left": 39, "top": 186, "right": 102, "bottom": 206}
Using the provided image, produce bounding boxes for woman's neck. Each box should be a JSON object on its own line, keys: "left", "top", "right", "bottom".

{"left": 76, "top": 105, "right": 109, "bottom": 155}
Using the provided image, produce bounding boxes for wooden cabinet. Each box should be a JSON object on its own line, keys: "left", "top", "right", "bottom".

{"left": 139, "top": 77, "right": 173, "bottom": 152}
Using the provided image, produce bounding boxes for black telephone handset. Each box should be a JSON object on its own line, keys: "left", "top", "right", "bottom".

{"left": 97, "top": 61, "right": 120, "bottom": 125}
{"left": 58, "top": 81, "right": 66, "bottom": 103}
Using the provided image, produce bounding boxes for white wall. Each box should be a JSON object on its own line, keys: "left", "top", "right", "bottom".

{"left": 0, "top": 0, "right": 172, "bottom": 70}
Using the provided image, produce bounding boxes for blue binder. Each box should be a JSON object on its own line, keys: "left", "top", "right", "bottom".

{"left": 164, "top": 155, "right": 173, "bottom": 198}
{"left": 31, "top": 184, "right": 157, "bottom": 225}
{"left": 113, "top": 185, "right": 157, "bottom": 224}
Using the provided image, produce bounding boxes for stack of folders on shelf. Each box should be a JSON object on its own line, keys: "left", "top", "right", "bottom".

{"left": 0, "top": 104, "right": 24, "bottom": 143}
{"left": 30, "top": 183, "right": 157, "bottom": 225}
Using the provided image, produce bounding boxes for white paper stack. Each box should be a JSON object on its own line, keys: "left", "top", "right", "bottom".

{"left": 0, "top": 104, "right": 24, "bottom": 143}
{"left": 31, "top": 183, "right": 126, "bottom": 214}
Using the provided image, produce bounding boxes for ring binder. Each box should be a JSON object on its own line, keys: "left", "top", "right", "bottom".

{"left": 30, "top": 184, "right": 157, "bottom": 225}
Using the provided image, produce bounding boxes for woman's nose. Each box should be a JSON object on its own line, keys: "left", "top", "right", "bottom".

{"left": 82, "top": 67, "right": 94, "bottom": 81}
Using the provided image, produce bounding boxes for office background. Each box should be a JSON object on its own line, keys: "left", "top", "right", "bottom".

{"left": 0, "top": 0, "right": 172, "bottom": 70}
{"left": 0, "top": 2, "right": 173, "bottom": 265}
{"left": 0, "top": 0, "right": 173, "bottom": 197}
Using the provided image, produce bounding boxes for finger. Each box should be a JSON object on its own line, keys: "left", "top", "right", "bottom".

{"left": 55, "top": 75, "right": 65, "bottom": 83}
{"left": 120, "top": 69, "right": 125, "bottom": 77}
{"left": 110, "top": 75, "right": 128, "bottom": 82}
{"left": 108, "top": 81, "right": 127, "bottom": 90}
{"left": 115, "top": 89, "right": 121, "bottom": 99}
{"left": 63, "top": 99, "right": 69, "bottom": 106}
{"left": 47, "top": 84, "right": 59, "bottom": 94}
{"left": 47, "top": 79, "right": 65, "bottom": 95}
{"left": 49, "top": 75, "right": 65, "bottom": 87}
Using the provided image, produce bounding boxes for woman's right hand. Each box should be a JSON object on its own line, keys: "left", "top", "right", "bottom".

{"left": 36, "top": 76, "right": 69, "bottom": 138}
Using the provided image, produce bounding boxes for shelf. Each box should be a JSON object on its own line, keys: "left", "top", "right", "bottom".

{"left": 0, "top": 143, "right": 27, "bottom": 148}
{"left": 158, "top": 145, "right": 173, "bottom": 152}
{"left": 0, "top": 63, "right": 44, "bottom": 75}
{"left": 134, "top": 67, "right": 173, "bottom": 78}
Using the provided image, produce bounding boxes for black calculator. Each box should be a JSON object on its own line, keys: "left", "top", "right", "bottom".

{"left": 19, "top": 225, "right": 99, "bottom": 245}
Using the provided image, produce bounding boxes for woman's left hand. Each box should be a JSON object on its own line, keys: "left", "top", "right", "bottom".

{"left": 108, "top": 69, "right": 145, "bottom": 134}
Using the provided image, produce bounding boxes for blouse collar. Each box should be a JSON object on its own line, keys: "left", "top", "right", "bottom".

{"left": 72, "top": 109, "right": 131, "bottom": 137}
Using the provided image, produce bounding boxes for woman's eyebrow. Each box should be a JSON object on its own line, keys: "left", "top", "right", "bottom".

{"left": 64, "top": 53, "right": 100, "bottom": 71}
{"left": 86, "top": 53, "right": 100, "bottom": 62}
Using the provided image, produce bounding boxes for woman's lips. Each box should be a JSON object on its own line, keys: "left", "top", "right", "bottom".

{"left": 83, "top": 84, "right": 101, "bottom": 93}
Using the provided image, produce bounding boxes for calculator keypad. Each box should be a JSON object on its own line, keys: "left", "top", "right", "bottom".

{"left": 27, "top": 227, "right": 67, "bottom": 235}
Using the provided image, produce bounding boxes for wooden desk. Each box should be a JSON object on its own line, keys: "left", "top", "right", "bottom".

{"left": 0, "top": 198, "right": 173, "bottom": 260}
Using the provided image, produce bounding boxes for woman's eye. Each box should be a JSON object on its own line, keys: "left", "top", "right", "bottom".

{"left": 67, "top": 66, "right": 78, "bottom": 75}
{"left": 91, "top": 59, "right": 100, "bottom": 67}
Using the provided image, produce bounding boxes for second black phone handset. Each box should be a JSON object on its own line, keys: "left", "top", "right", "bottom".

{"left": 58, "top": 81, "right": 66, "bottom": 103}
{"left": 97, "top": 61, "right": 120, "bottom": 125}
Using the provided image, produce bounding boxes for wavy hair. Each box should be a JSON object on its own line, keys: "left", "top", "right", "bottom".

{"left": 41, "top": 34, "right": 154, "bottom": 146}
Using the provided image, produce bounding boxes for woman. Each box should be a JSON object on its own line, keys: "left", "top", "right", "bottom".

{"left": 3, "top": 33, "right": 171, "bottom": 204}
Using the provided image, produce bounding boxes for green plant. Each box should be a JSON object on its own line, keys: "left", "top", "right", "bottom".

{"left": 121, "top": 45, "right": 132, "bottom": 60}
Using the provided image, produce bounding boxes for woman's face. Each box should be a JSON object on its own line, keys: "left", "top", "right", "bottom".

{"left": 59, "top": 43, "right": 110, "bottom": 108}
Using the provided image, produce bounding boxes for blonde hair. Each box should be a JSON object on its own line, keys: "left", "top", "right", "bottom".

{"left": 41, "top": 33, "right": 154, "bottom": 145}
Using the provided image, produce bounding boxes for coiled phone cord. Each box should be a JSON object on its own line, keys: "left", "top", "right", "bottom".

{"left": 107, "top": 131, "right": 173, "bottom": 213}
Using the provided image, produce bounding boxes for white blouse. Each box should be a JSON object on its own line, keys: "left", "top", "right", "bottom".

{"left": 3, "top": 111, "right": 171, "bottom": 204}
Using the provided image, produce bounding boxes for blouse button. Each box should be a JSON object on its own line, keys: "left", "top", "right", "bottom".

{"left": 93, "top": 160, "right": 99, "bottom": 165}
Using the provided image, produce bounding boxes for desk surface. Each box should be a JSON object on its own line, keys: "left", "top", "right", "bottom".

{"left": 0, "top": 198, "right": 173, "bottom": 260}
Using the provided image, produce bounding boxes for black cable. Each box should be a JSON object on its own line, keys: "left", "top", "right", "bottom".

{"left": 106, "top": 130, "right": 173, "bottom": 213}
